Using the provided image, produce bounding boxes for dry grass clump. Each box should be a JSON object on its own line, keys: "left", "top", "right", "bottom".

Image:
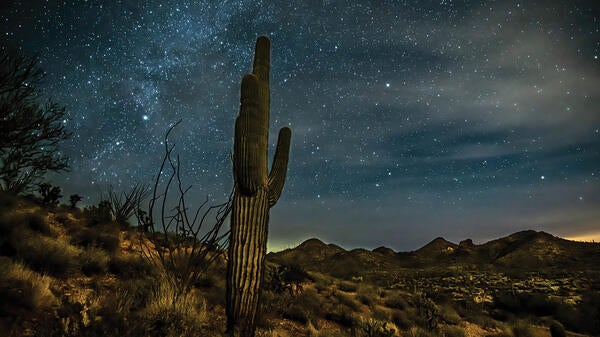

{"left": 141, "top": 278, "right": 209, "bottom": 337}
{"left": 0, "top": 257, "right": 58, "bottom": 313}
{"left": 337, "top": 280, "right": 359, "bottom": 292}
{"left": 333, "top": 290, "right": 362, "bottom": 311}
{"left": 383, "top": 293, "right": 408, "bottom": 310}
{"left": 0, "top": 209, "right": 54, "bottom": 243}
{"left": 80, "top": 245, "right": 110, "bottom": 275}
{"left": 356, "top": 284, "right": 379, "bottom": 307}
{"left": 12, "top": 226, "right": 83, "bottom": 277}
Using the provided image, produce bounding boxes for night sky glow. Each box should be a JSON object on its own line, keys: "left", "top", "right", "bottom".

{"left": 2, "top": 1, "right": 599, "bottom": 251}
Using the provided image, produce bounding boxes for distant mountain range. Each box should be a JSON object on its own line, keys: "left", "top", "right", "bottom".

{"left": 267, "top": 230, "right": 600, "bottom": 280}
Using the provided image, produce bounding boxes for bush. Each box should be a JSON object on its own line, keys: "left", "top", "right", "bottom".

{"left": 359, "top": 318, "right": 397, "bottom": 337}
{"left": 283, "top": 303, "right": 312, "bottom": 324}
{"left": 356, "top": 285, "right": 378, "bottom": 307}
{"left": 71, "top": 226, "right": 121, "bottom": 253}
{"left": 0, "top": 257, "right": 58, "bottom": 313}
{"left": 391, "top": 310, "right": 412, "bottom": 330}
{"left": 0, "top": 210, "right": 52, "bottom": 237}
{"left": 83, "top": 200, "right": 113, "bottom": 226}
{"left": 109, "top": 253, "right": 155, "bottom": 279}
{"left": 80, "top": 246, "right": 110, "bottom": 275}
{"left": 13, "top": 226, "right": 81, "bottom": 276}
{"left": 549, "top": 320, "right": 566, "bottom": 337}
{"left": 338, "top": 281, "right": 358, "bottom": 292}
{"left": 384, "top": 294, "right": 407, "bottom": 310}
{"left": 141, "top": 279, "right": 207, "bottom": 337}
{"left": 334, "top": 291, "right": 361, "bottom": 311}
{"left": 325, "top": 304, "right": 359, "bottom": 328}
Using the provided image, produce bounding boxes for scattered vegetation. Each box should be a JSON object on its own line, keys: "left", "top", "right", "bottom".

{"left": 0, "top": 193, "right": 599, "bottom": 337}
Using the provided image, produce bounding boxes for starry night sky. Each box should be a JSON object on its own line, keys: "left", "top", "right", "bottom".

{"left": 2, "top": 1, "right": 599, "bottom": 251}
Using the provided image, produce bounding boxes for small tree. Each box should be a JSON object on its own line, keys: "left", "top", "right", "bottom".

{"left": 0, "top": 51, "right": 70, "bottom": 193}
{"left": 38, "top": 182, "right": 62, "bottom": 206}
{"left": 69, "top": 194, "right": 82, "bottom": 208}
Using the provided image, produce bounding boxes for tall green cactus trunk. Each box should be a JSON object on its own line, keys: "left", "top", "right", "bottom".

{"left": 226, "top": 36, "right": 291, "bottom": 337}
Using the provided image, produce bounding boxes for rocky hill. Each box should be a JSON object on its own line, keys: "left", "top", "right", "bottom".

{"left": 268, "top": 230, "right": 600, "bottom": 278}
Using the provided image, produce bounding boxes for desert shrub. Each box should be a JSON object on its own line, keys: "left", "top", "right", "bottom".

{"left": 13, "top": 226, "right": 81, "bottom": 276}
{"left": 372, "top": 307, "right": 389, "bottom": 321}
{"left": 83, "top": 200, "right": 113, "bottom": 226}
{"left": 439, "top": 303, "right": 461, "bottom": 324}
{"left": 71, "top": 226, "right": 120, "bottom": 253}
{"left": 413, "top": 292, "right": 440, "bottom": 331}
{"left": 0, "top": 210, "right": 52, "bottom": 237}
{"left": 283, "top": 303, "right": 312, "bottom": 324}
{"left": 80, "top": 246, "right": 110, "bottom": 275}
{"left": 334, "top": 291, "right": 361, "bottom": 311}
{"left": 141, "top": 278, "right": 207, "bottom": 337}
{"left": 359, "top": 318, "right": 397, "bottom": 337}
{"left": 356, "top": 285, "right": 378, "bottom": 307}
{"left": 549, "top": 320, "right": 566, "bottom": 337}
{"left": 325, "top": 304, "right": 359, "bottom": 328}
{"left": 109, "top": 253, "right": 155, "bottom": 279}
{"left": 23, "top": 211, "right": 52, "bottom": 235}
{"left": 384, "top": 294, "right": 407, "bottom": 310}
{"left": 391, "top": 309, "right": 412, "bottom": 330}
{"left": 494, "top": 291, "right": 561, "bottom": 317}
{"left": 0, "top": 257, "right": 58, "bottom": 314}
{"left": 338, "top": 281, "right": 358, "bottom": 293}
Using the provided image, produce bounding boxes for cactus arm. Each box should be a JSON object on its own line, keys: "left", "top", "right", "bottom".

{"left": 268, "top": 127, "right": 291, "bottom": 207}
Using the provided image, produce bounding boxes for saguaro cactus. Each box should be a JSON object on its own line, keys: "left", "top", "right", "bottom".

{"left": 226, "top": 36, "right": 291, "bottom": 337}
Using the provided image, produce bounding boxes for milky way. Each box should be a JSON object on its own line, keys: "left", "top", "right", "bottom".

{"left": 2, "top": 1, "right": 599, "bottom": 250}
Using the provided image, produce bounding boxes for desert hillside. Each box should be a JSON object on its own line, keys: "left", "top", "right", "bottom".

{"left": 1, "top": 193, "right": 599, "bottom": 337}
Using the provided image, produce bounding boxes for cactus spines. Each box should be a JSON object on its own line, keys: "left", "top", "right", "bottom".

{"left": 226, "top": 36, "right": 291, "bottom": 337}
